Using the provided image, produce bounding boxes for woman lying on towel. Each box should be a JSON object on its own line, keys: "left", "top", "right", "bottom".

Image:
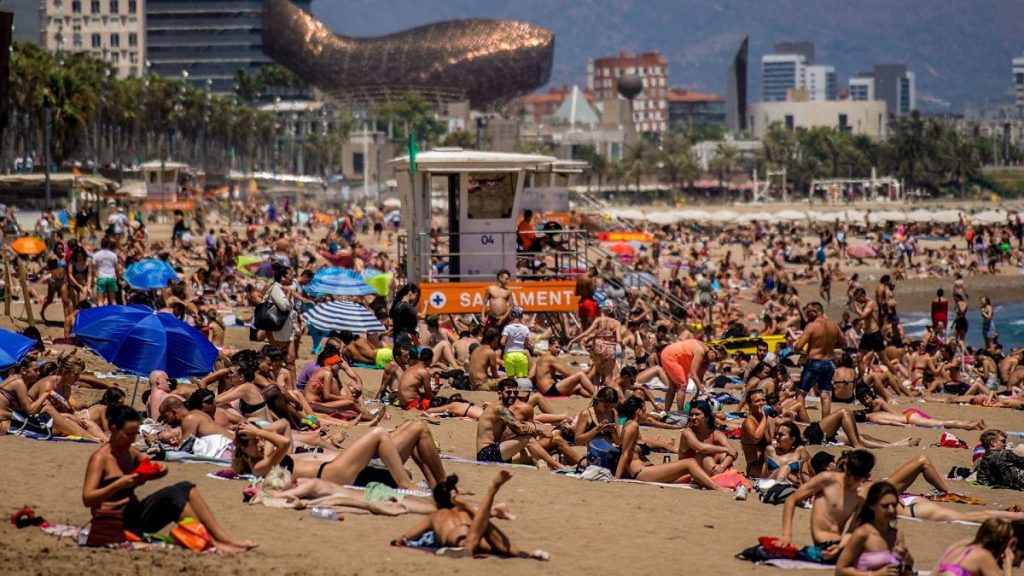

{"left": 394, "top": 470, "right": 549, "bottom": 560}
{"left": 232, "top": 420, "right": 447, "bottom": 490}
{"left": 82, "top": 405, "right": 257, "bottom": 552}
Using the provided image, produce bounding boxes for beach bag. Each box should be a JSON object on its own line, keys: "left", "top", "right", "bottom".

{"left": 760, "top": 483, "right": 797, "bottom": 505}
{"left": 11, "top": 412, "right": 53, "bottom": 439}
{"left": 85, "top": 509, "right": 128, "bottom": 546}
{"left": 253, "top": 284, "right": 287, "bottom": 331}
{"left": 171, "top": 517, "right": 212, "bottom": 552}
{"left": 587, "top": 439, "right": 621, "bottom": 473}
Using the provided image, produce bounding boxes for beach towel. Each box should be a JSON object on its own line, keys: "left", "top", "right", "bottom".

{"left": 161, "top": 451, "right": 232, "bottom": 467}
{"left": 352, "top": 362, "right": 385, "bottom": 370}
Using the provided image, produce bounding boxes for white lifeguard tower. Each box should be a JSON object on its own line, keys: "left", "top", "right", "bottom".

{"left": 389, "top": 149, "right": 583, "bottom": 284}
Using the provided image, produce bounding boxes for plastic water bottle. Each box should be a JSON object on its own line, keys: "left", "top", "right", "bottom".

{"left": 310, "top": 507, "right": 343, "bottom": 522}
{"left": 734, "top": 485, "right": 749, "bottom": 501}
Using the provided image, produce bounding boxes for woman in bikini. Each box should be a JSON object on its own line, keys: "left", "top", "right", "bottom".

{"left": 26, "top": 355, "right": 109, "bottom": 442}
{"left": 568, "top": 303, "right": 621, "bottom": 387}
{"left": 931, "top": 518, "right": 1023, "bottom": 576}
{"left": 855, "top": 387, "right": 985, "bottom": 430}
{"left": 835, "top": 481, "right": 914, "bottom": 576}
{"left": 741, "top": 389, "right": 773, "bottom": 478}
{"left": 303, "top": 348, "right": 375, "bottom": 421}
{"left": 615, "top": 396, "right": 725, "bottom": 490}
{"left": 74, "top": 388, "right": 127, "bottom": 441}
{"left": 396, "top": 471, "right": 549, "bottom": 560}
{"left": 573, "top": 387, "right": 620, "bottom": 447}
{"left": 677, "top": 400, "right": 738, "bottom": 477}
{"left": 66, "top": 245, "right": 93, "bottom": 307}
{"left": 764, "top": 421, "right": 811, "bottom": 485}
{"left": 232, "top": 420, "right": 416, "bottom": 489}
{"left": 0, "top": 359, "right": 48, "bottom": 435}
{"left": 832, "top": 353, "right": 859, "bottom": 403}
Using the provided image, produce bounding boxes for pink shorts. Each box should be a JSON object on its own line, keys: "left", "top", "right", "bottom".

{"left": 660, "top": 341, "right": 695, "bottom": 387}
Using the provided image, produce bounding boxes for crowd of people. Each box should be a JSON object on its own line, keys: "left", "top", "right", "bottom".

{"left": 2, "top": 198, "right": 1024, "bottom": 571}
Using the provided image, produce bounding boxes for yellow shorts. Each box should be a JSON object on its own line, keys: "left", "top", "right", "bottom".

{"left": 375, "top": 348, "right": 394, "bottom": 368}
{"left": 503, "top": 351, "right": 529, "bottom": 378}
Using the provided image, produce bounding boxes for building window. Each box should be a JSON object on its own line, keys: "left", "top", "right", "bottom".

{"left": 1016, "top": 72, "right": 1023, "bottom": 85}
{"left": 128, "top": 0, "right": 136, "bottom": 12}
{"left": 73, "top": 33, "right": 82, "bottom": 48}
{"left": 54, "top": 0, "right": 63, "bottom": 11}
{"left": 128, "top": 32, "right": 137, "bottom": 47}
{"left": 110, "top": 33, "right": 119, "bottom": 47}
{"left": 109, "top": 0, "right": 118, "bottom": 13}
{"left": 784, "top": 115, "right": 794, "bottom": 130}
{"left": 129, "top": 52, "right": 137, "bottom": 63}
{"left": 110, "top": 52, "right": 119, "bottom": 64}
{"left": 90, "top": 0, "right": 99, "bottom": 13}
{"left": 838, "top": 113, "right": 850, "bottom": 133}
{"left": 91, "top": 33, "right": 101, "bottom": 48}
{"left": 72, "top": 0, "right": 81, "bottom": 12}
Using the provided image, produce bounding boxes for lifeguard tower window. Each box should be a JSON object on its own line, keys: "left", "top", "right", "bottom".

{"left": 466, "top": 173, "right": 514, "bottom": 219}
{"left": 149, "top": 172, "right": 158, "bottom": 183}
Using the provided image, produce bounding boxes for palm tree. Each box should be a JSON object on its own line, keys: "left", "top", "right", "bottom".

{"left": 624, "top": 139, "right": 653, "bottom": 193}
{"left": 707, "top": 142, "right": 739, "bottom": 200}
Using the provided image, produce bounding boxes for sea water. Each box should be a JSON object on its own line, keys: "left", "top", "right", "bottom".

{"left": 902, "top": 302, "right": 1024, "bottom": 349}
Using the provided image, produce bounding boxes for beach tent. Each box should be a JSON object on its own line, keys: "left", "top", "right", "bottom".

{"left": 775, "top": 210, "right": 807, "bottom": 221}
{"left": 906, "top": 209, "right": 934, "bottom": 223}
{"left": 933, "top": 210, "right": 963, "bottom": 224}
{"left": 971, "top": 210, "right": 1007, "bottom": 225}
{"left": 611, "top": 208, "right": 645, "bottom": 221}
{"left": 646, "top": 211, "right": 681, "bottom": 225}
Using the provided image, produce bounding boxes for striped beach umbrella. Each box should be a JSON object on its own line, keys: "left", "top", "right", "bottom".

{"left": 303, "top": 301, "right": 385, "bottom": 334}
{"left": 303, "top": 267, "right": 377, "bottom": 297}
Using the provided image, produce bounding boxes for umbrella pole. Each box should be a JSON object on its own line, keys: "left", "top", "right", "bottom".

{"left": 2, "top": 249, "right": 12, "bottom": 318}
{"left": 16, "top": 257, "right": 34, "bottom": 327}
{"left": 130, "top": 375, "right": 142, "bottom": 409}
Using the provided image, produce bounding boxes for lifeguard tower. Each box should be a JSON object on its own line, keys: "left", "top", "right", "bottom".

{"left": 389, "top": 148, "right": 586, "bottom": 284}
{"left": 389, "top": 148, "right": 590, "bottom": 327}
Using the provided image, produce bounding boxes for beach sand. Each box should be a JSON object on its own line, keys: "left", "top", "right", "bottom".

{"left": 3, "top": 216, "right": 1024, "bottom": 575}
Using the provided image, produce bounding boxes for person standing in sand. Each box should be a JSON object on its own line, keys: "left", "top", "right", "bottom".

{"left": 792, "top": 302, "right": 845, "bottom": 418}
{"left": 482, "top": 269, "right": 515, "bottom": 331}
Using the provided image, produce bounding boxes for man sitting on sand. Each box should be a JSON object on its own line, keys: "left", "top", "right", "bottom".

{"left": 146, "top": 370, "right": 195, "bottom": 420}
{"left": 157, "top": 397, "right": 235, "bottom": 458}
{"left": 475, "top": 378, "right": 552, "bottom": 466}
{"left": 468, "top": 329, "right": 503, "bottom": 391}
{"left": 976, "top": 429, "right": 1024, "bottom": 491}
{"left": 777, "top": 449, "right": 876, "bottom": 559}
{"left": 397, "top": 349, "right": 436, "bottom": 410}
{"left": 532, "top": 338, "right": 596, "bottom": 397}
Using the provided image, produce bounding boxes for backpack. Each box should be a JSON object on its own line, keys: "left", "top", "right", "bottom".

{"left": 586, "top": 438, "right": 621, "bottom": 473}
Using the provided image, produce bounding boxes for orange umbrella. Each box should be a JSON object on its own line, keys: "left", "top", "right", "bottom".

{"left": 608, "top": 242, "right": 635, "bottom": 257}
{"left": 11, "top": 237, "right": 46, "bottom": 256}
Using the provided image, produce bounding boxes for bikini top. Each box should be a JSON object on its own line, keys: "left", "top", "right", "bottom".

{"left": 239, "top": 397, "right": 267, "bottom": 416}
{"left": 935, "top": 545, "right": 976, "bottom": 576}
{"left": 854, "top": 550, "right": 900, "bottom": 572}
{"left": 766, "top": 457, "right": 800, "bottom": 474}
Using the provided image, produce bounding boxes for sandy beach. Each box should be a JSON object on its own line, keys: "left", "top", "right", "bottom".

{"left": 2, "top": 210, "right": 1024, "bottom": 575}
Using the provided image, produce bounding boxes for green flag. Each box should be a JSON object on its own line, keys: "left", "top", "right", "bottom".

{"left": 407, "top": 133, "right": 419, "bottom": 175}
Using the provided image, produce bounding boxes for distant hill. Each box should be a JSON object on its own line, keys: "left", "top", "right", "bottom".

{"left": 311, "top": 0, "right": 1023, "bottom": 112}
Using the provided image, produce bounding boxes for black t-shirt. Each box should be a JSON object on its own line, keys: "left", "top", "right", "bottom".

{"left": 391, "top": 302, "right": 419, "bottom": 340}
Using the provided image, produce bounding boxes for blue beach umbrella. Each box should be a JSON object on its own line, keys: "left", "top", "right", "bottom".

{"left": 303, "top": 267, "right": 377, "bottom": 297}
{"left": 0, "top": 328, "right": 36, "bottom": 370}
{"left": 303, "top": 300, "right": 386, "bottom": 334}
{"left": 124, "top": 258, "right": 179, "bottom": 290}
{"left": 73, "top": 305, "right": 218, "bottom": 404}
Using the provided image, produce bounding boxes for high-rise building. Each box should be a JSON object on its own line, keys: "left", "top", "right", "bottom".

{"left": 773, "top": 41, "right": 815, "bottom": 65}
{"left": 805, "top": 65, "right": 837, "bottom": 101}
{"left": 762, "top": 53, "right": 806, "bottom": 102}
{"left": 1015, "top": 54, "right": 1024, "bottom": 114}
{"left": 667, "top": 88, "right": 726, "bottom": 130}
{"left": 1, "top": 0, "right": 41, "bottom": 43}
{"left": 849, "top": 75, "right": 875, "bottom": 101}
{"left": 146, "top": 0, "right": 312, "bottom": 92}
{"left": 726, "top": 36, "right": 748, "bottom": 132}
{"left": 588, "top": 51, "right": 669, "bottom": 134}
{"left": 873, "top": 64, "right": 915, "bottom": 115}
{"left": 41, "top": 0, "right": 145, "bottom": 78}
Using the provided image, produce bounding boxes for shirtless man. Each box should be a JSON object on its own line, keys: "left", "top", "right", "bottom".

{"left": 998, "top": 349, "right": 1024, "bottom": 389}
{"left": 792, "top": 302, "right": 845, "bottom": 417}
{"left": 475, "top": 378, "right": 547, "bottom": 465}
{"left": 397, "top": 349, "right": 436, "bottom": 411}
{"left": 510, "top": 382, "right": 579, "bottom": 467}
{"left": 532, "top": 339, "right": 596, "bottom": 397}
{"left": 377, "top": 346, "right": 411, "bottom": 401}
{"left": 147, "top": 370, "right": 183, "bottom": 420}
{"left": 453, "top": 325, "right": 482, "bottom": 369}
{"left": 482, "top": 270, "right": 514, "bottom": 331}
{"left": 422, "top": 317, "right": 458, "bottom": 368}
{"left": 468, "top": 329, "right": 502, "bottom": 391}
{"left": 852, "top": 287, "right": 887, "bottom": 370}
{"left": 777, "top": 449, "right": 875, "bottom": 558}
{"left": 158, "top": 396, "right": 235, "bottom": 445}
{"left": 340, "top": 330, "right": 393, "bottom": 369}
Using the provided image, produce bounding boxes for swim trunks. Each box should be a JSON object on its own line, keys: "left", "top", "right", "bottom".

{"left": 858, "top": 331, "right": 885, "bottom": 353}
{"left": 375, "top": 348, "right": 394, "bottom": 368}
{"left": 476, "top": 441, "right": 507, "bottom": 463}
{"left": 798, "top": 359, "right": 835, "bottom": 394}
{"left": 95, "top": 277, "right": 118, "bottom": 294}
{"left": 503, "top": 351, "right": 529, "bottom": 378}
{"left": 802, "top": 422, "right": 836, "bottom": 446}
{"left": 403, "top": 397, "right": 431, "bottom": 411}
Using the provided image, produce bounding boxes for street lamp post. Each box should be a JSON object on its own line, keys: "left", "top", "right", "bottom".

{"left": 43, "top": 95, "right": 52, "bottom": 208}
